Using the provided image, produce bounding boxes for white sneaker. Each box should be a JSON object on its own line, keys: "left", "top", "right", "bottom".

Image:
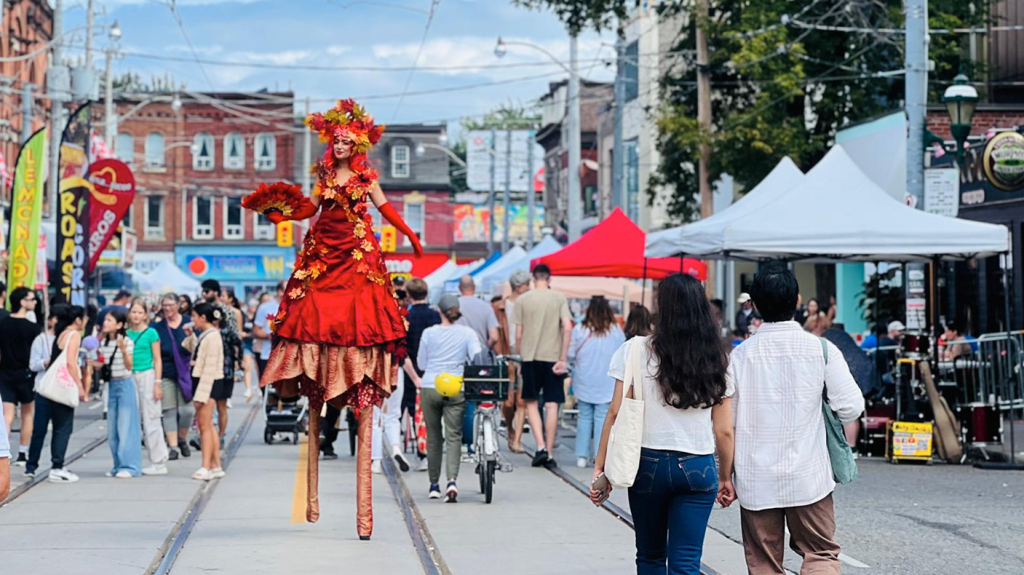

{"left": 243, "top": 387, "right": 253, "bottom": 402}
{"left": 142, "top": 464, "right": 168, "bottom": 476}
{"left": 417, "top": 458, "right": 429, "bottom": 472}
{"left": 192, "top": 467, "right": 212, "bottom": 481}
{"left": 104, "top": 471, "right": 115, "bottom": 477}
{"left": 227, "top": 398, "right": 233, "bottom": 409}
{"left": 49, "top": 468, "right": 79, "bottom": 483}
{"left": 115, "top": 470, "right": 134, "bottom": 479}
{"left": 210, "top": 467, "right": 226, "bottom": 479}
{"left": 576, "top": 457, "right": 588, "bottom": 469}
{"left": 371, "top": 460, "right": 383, "bottom": 474}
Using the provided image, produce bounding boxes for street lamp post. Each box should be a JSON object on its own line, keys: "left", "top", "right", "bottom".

{"left": 941, "top": 73, "right": 980, "bottom": 166}
{"left": 496, "top": 36, "right": 581, "bottom": 242}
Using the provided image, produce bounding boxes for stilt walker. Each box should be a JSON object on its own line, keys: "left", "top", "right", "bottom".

{"left": 243, "top": 99, "right": 421, "bottom": 540}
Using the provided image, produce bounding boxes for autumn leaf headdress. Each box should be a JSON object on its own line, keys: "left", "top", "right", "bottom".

{"left": 305, "top": 99, "right": 385, "bottom": 174}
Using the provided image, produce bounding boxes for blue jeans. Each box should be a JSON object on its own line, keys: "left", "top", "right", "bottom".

{"left": 628, "top": 448, "right": 717, "bottom": 575}
{"left": 575, "top": 400, "right": 609, "bottom": 460}
{"left": 462, "top": 400, "right": 476, "bottom": 449}
{"left": 108, "top": 376, "right": 143, "bottom": 476}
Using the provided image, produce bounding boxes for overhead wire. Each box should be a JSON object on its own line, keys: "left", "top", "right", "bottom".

{"left": 391, "top": 0, "right": 441, "bottom": 120}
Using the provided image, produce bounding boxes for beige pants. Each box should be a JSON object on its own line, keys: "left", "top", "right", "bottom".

{"left": 135, "top": 370, "right": 169, "bottom": 464}
{"left": 740, "top": 493, "right": 841, "bottom": 575}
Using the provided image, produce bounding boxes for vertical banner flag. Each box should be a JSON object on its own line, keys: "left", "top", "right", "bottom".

{"left": 86, "top": 158, "right": 136, "bottom": 271}
{"left": 6, "top": 128, "right": 48, "bottom": 293}
{"left": 54, "top": 104, "right": 92, "bottom": 306}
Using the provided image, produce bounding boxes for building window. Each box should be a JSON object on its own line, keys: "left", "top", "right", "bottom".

{"left": 404, "top": 200, "right": 425, "bottom": 246}
{"left": 224, "top": 197, "right": 243, "bottom": 239}
{"left": 116, "top": 133, "right": 134, "bottom": 164}
{"left": 391, "top": 145, "right": 410, "bottom": 178}
{"left": 144, "top": 196, "right": 164, "bottom": 239}
{"left": 123, "top": 202, "right": 134, "bottom": 229}
{"left": 254, "top": 133, "right": 276, "bottom": 171}
{"left": 193, "top": 196, "right": 213, "bottom": 239}
{"left": 145, "top": 132, "right": 165, "bottom": 168}
{"left": 193, "top": 132, "right": 214, "bottom": 171}
{"left": 624, "top": 139, "right": 640, "bottom": 221}
{"left": 224, "top": 132, "right": 245, "bottom": 170}
{"left": 254, "top": 212, "right": 275, "bottom": 240}
{"left": 623, "top": 40, "right": 639, "bottom": 103}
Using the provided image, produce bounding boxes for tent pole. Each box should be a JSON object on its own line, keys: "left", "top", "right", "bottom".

{"left": 874, "top": 263, "right": 881, "bottom": 399}
{"left": 931, "top": 256, "right": 940, "bottom": 374}
{"left": 642, "top": 257, "right": 648, "bottom": 308}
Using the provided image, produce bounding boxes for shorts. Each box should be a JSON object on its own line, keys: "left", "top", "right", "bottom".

{"left": 210, "top": 378, "right": 233, "bottom": 401}
{"left": 521, "top": 361, "right": 565, "bottom": 404}
{"left": 0, "top": 369, "right": 35, "bottom": 405}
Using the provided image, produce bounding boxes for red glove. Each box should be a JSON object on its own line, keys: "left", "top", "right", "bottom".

{"left": 378, "top": 202, "right": 423, "bottom": 258}
{"left": 267, "top": 196, "right": 318, "bottom": 224}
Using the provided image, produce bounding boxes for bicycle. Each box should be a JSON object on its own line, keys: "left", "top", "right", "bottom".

{"left": 463, "top": 355, "right": 519, "bottom": 504}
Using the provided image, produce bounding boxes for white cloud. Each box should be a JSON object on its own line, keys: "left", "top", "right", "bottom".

{"left": 231, "top": 49, "right": 312, "bottom": 66}
{"left": 326, "top": 45, "right": 352, "bottom": 56}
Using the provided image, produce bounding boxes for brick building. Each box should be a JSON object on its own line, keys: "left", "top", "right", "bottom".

{"left": 0, "top": 0, "right": 52, "bottom": 205}
{"left": 115, "top": 91, "right": 298, "bottom": 299}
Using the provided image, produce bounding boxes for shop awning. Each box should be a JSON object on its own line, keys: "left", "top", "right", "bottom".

{"left": 533, "top": 208, "right": 707, "bottom": 280}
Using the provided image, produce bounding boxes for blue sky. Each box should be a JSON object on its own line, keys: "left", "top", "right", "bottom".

{"left": 61, "top": 0, "right": 614, "bottom": 132}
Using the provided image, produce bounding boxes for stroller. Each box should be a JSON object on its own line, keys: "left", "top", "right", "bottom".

{"left": 262, "top": 383, "right": 309, "bottom": 445}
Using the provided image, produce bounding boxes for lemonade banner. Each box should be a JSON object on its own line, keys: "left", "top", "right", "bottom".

{"left": 6, "top": 128, "right": 48, "bottom": 294}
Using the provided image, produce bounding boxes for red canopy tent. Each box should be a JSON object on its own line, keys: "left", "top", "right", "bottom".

{"left": 532, "top": 208, "right": 707, "bottom": 280}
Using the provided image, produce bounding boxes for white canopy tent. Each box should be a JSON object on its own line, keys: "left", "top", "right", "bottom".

{"left": 646, "top": 146, "right": 1009, "bottom": 262}
{"left": 475, "top": 236, "right": 562, "bottom": 295}
{"left": 135, "top": 260, "right": 203, "bottom": 296}
{"left": 646, "top": 157, "right": 804, "bottom": 257}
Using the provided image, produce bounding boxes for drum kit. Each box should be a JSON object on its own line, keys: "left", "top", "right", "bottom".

{"left": 861, "top": 331, "right": 1007, "bottom": 462}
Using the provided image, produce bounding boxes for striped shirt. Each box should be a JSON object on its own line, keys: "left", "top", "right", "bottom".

{"left": 99, "top": 337, "right": 135, "bottom": 380}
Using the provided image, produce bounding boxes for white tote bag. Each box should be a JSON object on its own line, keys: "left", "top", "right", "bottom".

{"left": 604, "top": 336, "right": 646, "bottom": 489}
{"left": 37, "top": 335, "right": 80, "bottom": 408}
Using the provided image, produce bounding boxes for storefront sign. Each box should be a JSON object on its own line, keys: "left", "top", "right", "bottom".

{"left": 983, "top": 131, "right": 1024, "bottom": 191}
{"left": 177, "top": 246, "right": 296, "bottom": 282}
{"left": 924, "top": 168, "right": 959, "bottom": 217}
{"left": 384, "top": 252, "right": 450, "bottom": 281}
{"left": 86, "top": 158, "right": 136, "bottom": 271}
{"left": 453, "top": 204, "right": 545, "bottom": 243}
{"left": 6, "top": 128, "right": 47, "bottom": 292}
{"left": 887, "top": 421, "right": 933, "bottom": 461}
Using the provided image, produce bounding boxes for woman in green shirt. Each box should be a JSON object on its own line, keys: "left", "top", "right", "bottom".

{"left": 128, "top": 298, "right": 168, "bottom": 475}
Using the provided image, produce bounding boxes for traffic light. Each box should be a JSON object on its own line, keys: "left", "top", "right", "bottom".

{"left": 276, "top": 221, "right": 294, "bottom": 247}
{"left": 380, "top": 225, "right": 397, "bottom": 253}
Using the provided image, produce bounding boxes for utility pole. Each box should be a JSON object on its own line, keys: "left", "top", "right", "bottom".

{"left": 47, "top": 0, "right": 68, "bottom": 220}
{"left": 612, "top": 36, "right": 625, "bottom": 216}
{"left": 567, "top": 34, "right": 582, "bottom": 242}
{"left": 84, "top": 0, "right": 95, "bottom": 68}
{"left": 502, "top": 129, "right": 513, "bottom": 254}
{"left": 302, "top": 96, "right": 312, "bottom": 194}
{"left": 487, "top": 126, "right": 496, "bottom": 255}
{"left": 526, "top": 128, "right": 535, "bottom": 248}
{"left": 21, "top": 84, "right": 34, "bottom": 144}
{"left": 695, "top": 0, "right": 714, "bottom": 294}
{"left": 104, "top": 47, "right": 115, "bottom": 149}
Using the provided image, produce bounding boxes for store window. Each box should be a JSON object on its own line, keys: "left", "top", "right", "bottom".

{"left": 254, "top": 133, "right": 276, "bottom": 171}
{"left": 224, "top": 197, "right": 243, "bottom": 239}
{"left": 145, "top": 196, "right": 164, "bottom": 239}
{"left": 194, "top": 196, "right": 213, "bottom": 239}
{"left": 116, "top": 133, "right": 134, "bottom": 164}
{"left": 145, "top": 132, "right": 165, "bottom": 168}
{"left": 224, "top": 132, "right": 245, "bottom": 170}
{"left": 391, "top": 145, "right": 410, "bottom": 178}
{"left": 193, "top": 132, "right": 214, "bottom": 171}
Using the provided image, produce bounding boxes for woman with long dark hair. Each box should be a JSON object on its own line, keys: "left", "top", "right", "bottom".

{"left": 184, "top": 303, "right": 226, "bottom": 481}
{"left": 92, "top": 309, "right": 142, "bottom": 478}
{"left": 591, "top": 274, "right": 736, "bottom": 574}
{"left": 568, "top": 296, "right": 625, "bottom": 468}
{"left": 25, "top": 305, "right": 88, "bottom": 483}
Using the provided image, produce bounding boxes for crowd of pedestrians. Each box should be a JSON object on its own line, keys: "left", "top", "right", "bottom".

{"left": 0, "top": 279, "right": 265, "bottom": 489}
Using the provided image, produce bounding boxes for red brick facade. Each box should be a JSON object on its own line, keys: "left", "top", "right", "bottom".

{"left": 926, "top": 105, "right": 1024, "bottom": 140}
{"left": 114, "top": 92, "right": 296, "bottom": 253}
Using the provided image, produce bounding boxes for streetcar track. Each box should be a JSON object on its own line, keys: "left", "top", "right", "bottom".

{"left": 382, "top": 447, "right": 451, "bottom": 575}
{"left": 1, "top": 433, "right": 108, "bottom": 507}
{"left": 146, "top": 400, "right": 261, "bottom": 575}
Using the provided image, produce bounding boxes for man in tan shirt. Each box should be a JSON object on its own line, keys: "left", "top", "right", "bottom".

{"left": 512, "top": 264, "right": 571, "bottom": 468}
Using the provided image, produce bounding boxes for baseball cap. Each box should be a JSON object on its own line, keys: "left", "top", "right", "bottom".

{"left": 888, "top": 320, "right": 906, "bottom": 333}
{"left": 438, "top": 293, "right": 460, "bottom": 313}
{"left": 737, "top": 293, "right": 751, "bottom": 304}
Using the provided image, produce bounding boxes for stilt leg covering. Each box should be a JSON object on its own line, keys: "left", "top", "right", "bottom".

{"left": 356, "top": 407, "right": 374, "bottom": 538}
{"left": 306, "top": 408, "right": 321, "bottom": 523}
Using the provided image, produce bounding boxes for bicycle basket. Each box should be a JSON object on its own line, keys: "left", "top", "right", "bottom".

{"left": 463, "top": 364, "right": 509, "bottom": 402}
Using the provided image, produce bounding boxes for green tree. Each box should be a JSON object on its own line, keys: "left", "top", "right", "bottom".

{"left": 652, "top": 0, "right": 991, "bottom": 223}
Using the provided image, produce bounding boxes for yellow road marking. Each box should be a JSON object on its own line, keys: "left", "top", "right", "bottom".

{"left": 291, "top": 436, "right": 309, "bottom": 524}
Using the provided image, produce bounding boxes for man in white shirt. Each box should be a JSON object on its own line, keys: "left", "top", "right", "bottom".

{"left": 729, "top": 264, "right": 864, "bottom": 575}
{"left": 0, "top": 407, "right": 10, "bottom": 499}
{"left": 253, "top": 282, "right": 285, "bottom": 377}
{"left": 456, "top": 276, "right": 498, "bottom": 353}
